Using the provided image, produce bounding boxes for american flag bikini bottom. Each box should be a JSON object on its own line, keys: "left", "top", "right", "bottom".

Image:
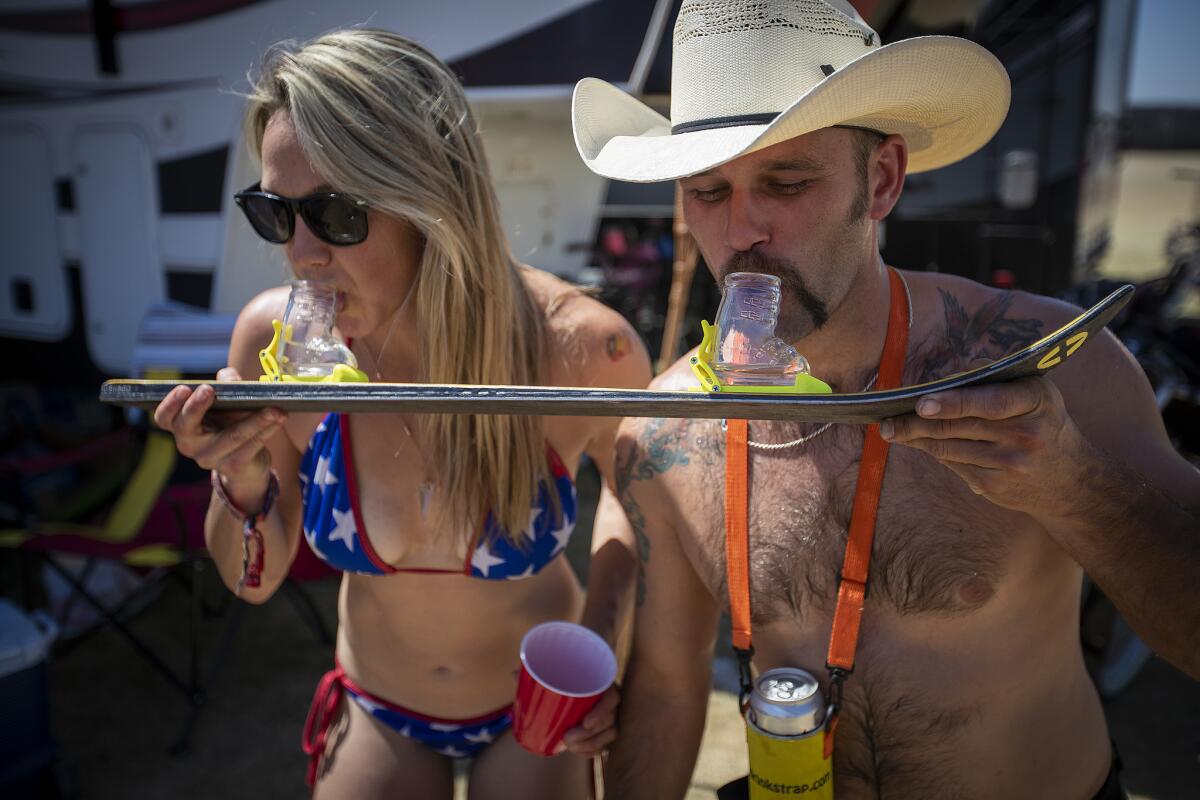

{"left": 303, "top": 662, "right": 512, "bottom": 785}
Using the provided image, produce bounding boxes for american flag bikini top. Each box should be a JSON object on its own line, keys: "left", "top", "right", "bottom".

{"left": 298, "top": 413, "right": 578, "bottom": 579}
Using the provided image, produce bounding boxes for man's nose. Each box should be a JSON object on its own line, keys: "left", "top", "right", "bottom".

{"left": 287, "top": 216, "right": 332, "bottom": 273}
{"left": 724, "top": 188, "right": 770, "bottom": 253}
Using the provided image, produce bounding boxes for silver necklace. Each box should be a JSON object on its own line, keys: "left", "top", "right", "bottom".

{"left": 393, "top": 419, "right": 435, "bottom": 518}
{"left": 358, "top": 277, "right": 418, "bottom": 382}
{"left": 723, "top": 269, "right": 912, "bottom": 452}
{"left": 724, "top": 371, "right": 879, "bottom": 450}
{"left": 356, "top": 280, "right": 433, "bottom": 514}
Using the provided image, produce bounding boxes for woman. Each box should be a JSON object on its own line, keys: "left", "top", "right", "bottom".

{"left": 153, "top": 29, "right": 649, "bottom": 797}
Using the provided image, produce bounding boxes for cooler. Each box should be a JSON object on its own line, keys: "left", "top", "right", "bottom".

{"left": 0, "top": 599, "right": 59, "bottom": 794}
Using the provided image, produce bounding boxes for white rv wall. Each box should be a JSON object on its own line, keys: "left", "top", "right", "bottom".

{"left": 0, "top": 127, "right": 69, "bottom": 341}
{"left": 73, "top": 125, "right": 164, "bottom": 375}
{"left": 476, "top": 99, "right": 609, "bottom": 279}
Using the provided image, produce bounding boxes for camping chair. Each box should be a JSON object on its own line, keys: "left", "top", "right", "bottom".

{"left": 0, "top": 425, "right": 245, "bottom": 753}
{"left": 0, "top": 428, "right": 333, "bottom": 755}
{"left": 1, "top": 304, "right": 335, "bottom": 752}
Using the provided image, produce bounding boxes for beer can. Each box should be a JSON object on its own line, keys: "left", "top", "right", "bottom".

{"left": 744, "top": 668, "right": 833, "bottom": 799}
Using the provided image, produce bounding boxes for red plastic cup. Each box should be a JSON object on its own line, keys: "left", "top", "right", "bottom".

{"left": 513, "top": 621, "right": 617, "bottom": 756}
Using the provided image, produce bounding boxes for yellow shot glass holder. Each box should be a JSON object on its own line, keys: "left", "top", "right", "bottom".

{"left": 258, "top": 319, "right": 369, "bottom": 383}
{"left": 689, "top": 320, "right": 833, "bottom": 395}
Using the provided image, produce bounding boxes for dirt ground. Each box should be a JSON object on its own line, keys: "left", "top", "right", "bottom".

{"left": 9, "top": 464, "right": 1200, "bottom": 799}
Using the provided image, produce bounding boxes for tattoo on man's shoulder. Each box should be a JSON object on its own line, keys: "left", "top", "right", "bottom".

{"left": 615, "top": 418, "right": 720, "bottom": 606}
{"left": 916, "top": 290, "right": 1044, "bottom": 380}
{"left": 619, "top": 418, "right": 716, "bottom": 486}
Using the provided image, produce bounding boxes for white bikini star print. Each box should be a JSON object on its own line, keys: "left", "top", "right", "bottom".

{"left": 313, "top": 454, "right": 338, "bottom": 489}
{"left": 523, "top": 507, "right": 543, "bottom": 541}
{"left": 303, "top": 524, "right": 331, "bottom": 560}
{"left": 462, "top": 728, "right": 496, "bottom": 745}
{"left": 549, "top": 518, "right": 575, "bottom": 555}
{"left": 471, "top": 545, "right": 506, "bottom": 577}
{"left": 328, "top": 507, "right": 357, "bottom": 552}
{"left": 353, "top": 695, "right": 385, "bottom": 715}
{"left": 437, "top": 745, "right": 467, "bottom": 758}
{"left": 506, "top": 564, "right": 535, "bottom": 581}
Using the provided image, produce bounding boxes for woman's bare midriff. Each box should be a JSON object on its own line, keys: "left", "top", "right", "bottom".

{"left": 335, "top": 556, "right": 584, "bottom": 718}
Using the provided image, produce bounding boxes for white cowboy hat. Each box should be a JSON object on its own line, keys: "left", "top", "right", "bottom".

{"left": 572, "top": 0, "right": 1011, "bottom": 182}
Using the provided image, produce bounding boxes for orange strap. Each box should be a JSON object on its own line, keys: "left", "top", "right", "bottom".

{"left": 826, "top": 266, "right": 909, "bottom": 673}
{"left": 724, "top": 417, "right": 751, "bottom": 652}
{"left": 724, "top": 267, "right": 910, "bottom": 745}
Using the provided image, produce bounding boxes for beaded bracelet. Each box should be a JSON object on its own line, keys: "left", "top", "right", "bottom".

{"left": 211, "top": 469, "right": 280, "bottom": 592}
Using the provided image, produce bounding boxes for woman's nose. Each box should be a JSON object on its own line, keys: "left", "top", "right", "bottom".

{"left": 287, "top": 216, "right": 332, "bottom": 272}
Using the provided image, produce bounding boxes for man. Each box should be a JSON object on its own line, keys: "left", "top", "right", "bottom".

{"left": 570, "top": 1, "right": 1200, "bottom": 798}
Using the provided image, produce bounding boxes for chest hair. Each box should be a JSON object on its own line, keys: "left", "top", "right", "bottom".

{"left": 692, "top": 421, "right": 1013, "bottom": 625}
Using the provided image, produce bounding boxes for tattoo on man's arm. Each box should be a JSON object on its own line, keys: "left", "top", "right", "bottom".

{"left": 615, "top": 418, "right": 715, "bottom": 607}
{"left": 615, "top": 443, "right": 651, "bottom": 608}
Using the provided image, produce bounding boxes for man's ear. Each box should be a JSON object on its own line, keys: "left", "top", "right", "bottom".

{"left": 869, "top": 134, "right": 907, "bottom": 221}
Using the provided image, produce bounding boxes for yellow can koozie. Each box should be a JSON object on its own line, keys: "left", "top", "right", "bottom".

{"left": 744, "top": 668, "right": 833, "bottom": 799}
{"left": 745, "top": 721, "right": 832, "bottom": 799}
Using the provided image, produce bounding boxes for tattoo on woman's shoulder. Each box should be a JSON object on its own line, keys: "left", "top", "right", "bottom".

{"left": 605, "top": 332, "right": 632, "bottom": 362}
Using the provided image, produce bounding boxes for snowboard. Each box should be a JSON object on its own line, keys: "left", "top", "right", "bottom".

{"left": 101, "top": 285, "right": 1133, "bottom": 424}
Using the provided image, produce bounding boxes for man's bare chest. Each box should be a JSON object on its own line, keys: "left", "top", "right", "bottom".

{"left": 679, "top": 425, "right": 1023, "bottom": 624}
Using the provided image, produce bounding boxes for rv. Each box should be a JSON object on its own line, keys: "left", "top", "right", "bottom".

{"left": 0, "top": 0, "right": 672, "bottom": 382}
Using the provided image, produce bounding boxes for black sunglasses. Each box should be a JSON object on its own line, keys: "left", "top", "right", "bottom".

{"left": 234, "top": 183, "right": 369, "bottom": 246}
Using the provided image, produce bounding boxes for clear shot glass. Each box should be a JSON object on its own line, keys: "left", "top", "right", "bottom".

{"left": 712, "top": 272, "right": 810, "bottom": 386}
{"left": 279, "top": 280, "right": 358, "bottom": 378}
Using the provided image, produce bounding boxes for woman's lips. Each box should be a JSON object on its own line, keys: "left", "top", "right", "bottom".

{"left": 335, "top": 291, "right": 347, "bottom": 313}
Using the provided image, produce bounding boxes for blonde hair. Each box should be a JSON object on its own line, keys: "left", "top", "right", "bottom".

{"left": 245, "top": 29, "right": 553, "bottom": 543}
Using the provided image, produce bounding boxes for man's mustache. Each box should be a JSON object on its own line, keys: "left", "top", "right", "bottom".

{"left": 721, "top": 252, "right": 828, "bottom": 329}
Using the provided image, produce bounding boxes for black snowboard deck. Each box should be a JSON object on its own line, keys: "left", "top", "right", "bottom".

{"left": 100, "top": 285, "right": 1132, "bottom": 424}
